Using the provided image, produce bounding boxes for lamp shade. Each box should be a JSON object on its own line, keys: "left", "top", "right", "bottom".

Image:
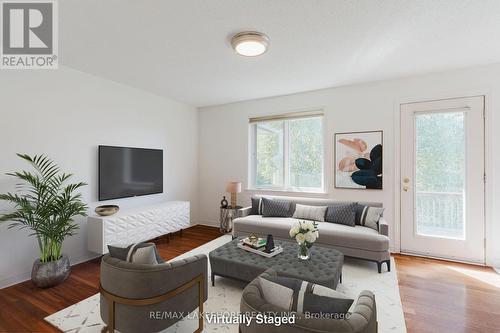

{"left": 225, "top": 181, "right": 242, "bottom": 193}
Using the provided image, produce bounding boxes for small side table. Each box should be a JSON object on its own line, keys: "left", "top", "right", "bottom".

{"left": 220, "top": 206, "right": 242, "bottom": 234}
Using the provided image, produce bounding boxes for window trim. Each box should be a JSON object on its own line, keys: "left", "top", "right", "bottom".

{"left": 248, "top": 111, "right": 325, "bottom": 193}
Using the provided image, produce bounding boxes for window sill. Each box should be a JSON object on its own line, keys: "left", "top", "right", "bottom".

{"left": 245, "top": 188, "right": 329, "bottom": 198}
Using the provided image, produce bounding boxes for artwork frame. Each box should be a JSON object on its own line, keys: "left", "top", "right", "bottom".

{"left": 334, "top": 130, "right": 383, "bottom": 190}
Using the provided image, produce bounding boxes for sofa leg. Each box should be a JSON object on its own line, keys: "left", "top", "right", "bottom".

{"left": 377, "top": 261, "right": 382, "bottom": 273}
{"left": 385, "top": 260, "right": 391, "bottom": 272}
{"left": 211, "top": 272, "right": 215, "bottom": 287}
{"left": 339, "top": 273, "right": 342, "bottom": 284}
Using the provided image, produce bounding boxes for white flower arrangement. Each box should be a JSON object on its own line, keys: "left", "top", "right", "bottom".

{"left": 289, "top": 220, "right": 319, "bottom": 246}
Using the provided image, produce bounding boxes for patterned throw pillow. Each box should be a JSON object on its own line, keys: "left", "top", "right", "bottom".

{"left": 259, "top": 275, "right": 354, "bottom": 315}
{"left": 108, "top": 242, "right": 164, "bottom": 264}
{"left": 261, "top": 197, "right": 292, "bottom": 217}
{"left": 325, "top": 203, "right": 357, "bottom": 226}
{"left": 355, "top": 204, "right": 384, "bottom": 231}
{"left": 292, "top": 204, "right": 327, "bottom": 222}
{"left": 250, "top": 197, "right": 263, "bottom": 215}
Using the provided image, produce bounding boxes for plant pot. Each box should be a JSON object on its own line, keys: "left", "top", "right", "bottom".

{"left": 31, "top": 254, "right": 70, "bottom": 288}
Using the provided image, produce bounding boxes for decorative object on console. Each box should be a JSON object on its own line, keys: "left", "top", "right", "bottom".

{"left": 220, "top": 196, "right": 228, "bottom": 208}
{"left": 0, "top": 154, "right": 87, "bottom": 288}
{"left": 225, "top": 181, "right": 242, "bottom": 208}
{"left": 289, "top": 220, "right": 319, "bottom": 260}
{"left": 95, "top": 205, "right": 119, "bottom": 216}
{"left": 335, "top": 130, "right": 383, "bottom": 189}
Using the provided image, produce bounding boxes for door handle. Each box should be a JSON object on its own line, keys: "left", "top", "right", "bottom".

{"left": 403, "top": 177, "right": 410, "bottom": 192}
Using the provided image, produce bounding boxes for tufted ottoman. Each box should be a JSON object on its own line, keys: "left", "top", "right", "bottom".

{"left": 209, "top": 238, "right": 343, "bottom": 289}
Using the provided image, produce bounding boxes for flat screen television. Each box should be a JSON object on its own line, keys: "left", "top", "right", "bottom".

{"left": 98, "top": 146, "right": 163, "bottom": 201}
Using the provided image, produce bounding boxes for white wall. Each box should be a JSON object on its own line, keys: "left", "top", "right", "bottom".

{"left": 0, "top": 66, "right": 199, "bottom": 287}
{"left": 198, "top": 63, "right": 500, "bottom": 268}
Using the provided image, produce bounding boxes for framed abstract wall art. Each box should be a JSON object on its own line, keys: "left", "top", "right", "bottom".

{"left": 334, "top": 130, "right": 383, "bottom": 189}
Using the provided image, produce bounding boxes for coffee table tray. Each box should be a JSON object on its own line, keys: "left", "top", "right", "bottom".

{"left": 237, "top": 241, "right": 283, "bottom": 258}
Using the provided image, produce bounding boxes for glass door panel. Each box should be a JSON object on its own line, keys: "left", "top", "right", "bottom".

{"left": 415, "top": 112, "right": 466, "bottom": 239}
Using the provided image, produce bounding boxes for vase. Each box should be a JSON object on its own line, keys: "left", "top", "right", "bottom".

{"left": 298, "top": 243, "right": 310, "bottom": 260}
{"left": 31, "top": 254, "right": 70, "bottom": 288}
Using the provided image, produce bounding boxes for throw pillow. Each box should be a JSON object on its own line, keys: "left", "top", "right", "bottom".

{"left": 130, "top": 245, "right": 158, "bottom": 264}
{"left": 325, "top": 203, "right": 357, "bottom": 226}
{"left": 108, "top": 242, "right": 164, "bottom": 264}
{"left": 292, "top": 204, "right": 327, "bottom": 222}
{"left": 259, "top": 275, "right": 354, "bottom": 315}
{"left": 261, "top": 197, "right": 292, "bottom": 217}
{"left": 250, "top": 197, "right": 263, "bottom": 215}
{"left": 355, "top": 204, "right": 384, "bottom": 231}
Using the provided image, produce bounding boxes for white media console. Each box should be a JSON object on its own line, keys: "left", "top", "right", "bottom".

{"left": 87, "top": 201, "right": 190, "bottom": 254}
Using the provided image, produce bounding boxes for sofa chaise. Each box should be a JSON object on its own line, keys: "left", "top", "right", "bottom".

{"left": 233, "top": 195, "right": 390, "bottom": 273}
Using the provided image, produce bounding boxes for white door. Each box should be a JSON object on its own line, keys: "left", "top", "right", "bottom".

{"left": 400, "top": 96, "right": 485, "bottom": 264}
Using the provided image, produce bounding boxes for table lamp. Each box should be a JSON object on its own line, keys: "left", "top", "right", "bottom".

{"left": 225, "top": 181, "right": 242, "bottom": 208}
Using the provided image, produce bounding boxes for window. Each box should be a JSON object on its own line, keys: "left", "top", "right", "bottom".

{"left": 249, "top": 113, "right": 324, "bottom": 192}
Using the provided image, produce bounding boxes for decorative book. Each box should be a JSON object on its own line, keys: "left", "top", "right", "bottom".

{"left": 242, "top": 237, "right": 267, "bottom": 250}
{"left": 237, "top": 240, "right": 283, "bottom": 258}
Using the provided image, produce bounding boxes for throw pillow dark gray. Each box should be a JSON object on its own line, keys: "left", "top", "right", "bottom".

{"left": 108, "top": 242, "right": 165, "bottom": 263}
{"left": 259, "top": 275, "right": 354, "bottom": 315}
{"left": 251, "top": 197, "right": 262, "bottom": 215}
{"left": 325, "top": 203, "right": 357, "bottom": 226}
{"left": 261, "top": 197, "right": 292, "bottom": 217}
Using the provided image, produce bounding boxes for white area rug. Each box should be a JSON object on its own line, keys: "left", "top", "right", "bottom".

{"left": 45, "top": 236, "right": 406, "bottom": 332}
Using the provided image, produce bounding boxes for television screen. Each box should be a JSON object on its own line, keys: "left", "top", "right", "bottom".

{"left": 98, "top": 146, "right": 163, "bottom": 201}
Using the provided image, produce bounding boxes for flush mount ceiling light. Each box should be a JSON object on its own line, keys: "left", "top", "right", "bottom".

{"left": 231, "top": 31, "right": 269, "bottom": 57}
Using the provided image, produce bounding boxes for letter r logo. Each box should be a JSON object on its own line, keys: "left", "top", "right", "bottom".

{"left": 2, "top": 2, "right": 53, "bottom": 54}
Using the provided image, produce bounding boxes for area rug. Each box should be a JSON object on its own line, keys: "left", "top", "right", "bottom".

{"left": 45, "top": 235, "right": 407, "bottom": 333}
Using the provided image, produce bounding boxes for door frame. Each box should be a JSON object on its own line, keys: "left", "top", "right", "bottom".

{"left": 393, "top": 91, "right": 491, "bottom": 266}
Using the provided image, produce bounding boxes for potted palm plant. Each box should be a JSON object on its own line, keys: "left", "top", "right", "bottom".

{"left": 0, "top": 154, "right": 87, "bottom": 288}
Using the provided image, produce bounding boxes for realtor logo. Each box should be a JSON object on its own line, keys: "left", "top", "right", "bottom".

{"left": 1, "top": 0, "right": 58, "bottom": 69}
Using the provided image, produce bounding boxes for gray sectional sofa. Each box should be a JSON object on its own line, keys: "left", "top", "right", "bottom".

{"left": 233, "top": 195, "right": 391, "bottom": 273}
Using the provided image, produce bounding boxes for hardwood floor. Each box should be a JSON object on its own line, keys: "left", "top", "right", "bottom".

{"left": 1, "top": 225, "right": 499, "bottom": 333}
{"left": 393, "top": 254, "right": 500, "bottom": 333}
{"left": 0, "top": 225, "right": 222, "bottom": 333}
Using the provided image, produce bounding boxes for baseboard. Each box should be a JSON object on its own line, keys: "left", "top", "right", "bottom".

{"left": 195, "top": 220, "right": 218, "bottom": 227}
{"left": 0, "top": 252, "right": 101, "bottom": 289}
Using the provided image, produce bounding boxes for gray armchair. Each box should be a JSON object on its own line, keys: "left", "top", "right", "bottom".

{"left": 100, "top": 253, "right": 208, "bottom": 333}
{"left": 240, "top": 269, "right": 378, "bottom": 333}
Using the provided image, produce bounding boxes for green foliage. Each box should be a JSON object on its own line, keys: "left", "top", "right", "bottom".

{"left": 255, "top": 121, "right": 284, "bottom": 186}
{"left": 254, "top": 117, "right": 323, "bottom": 188}
{"left": 0, "top": 154, "right": 87, "bottom": 262}
{"left": 289, "top": 117, "right": 322, "bottom": 187}
{"left": 415, "top": 113, "right": 465, "bottom": 193}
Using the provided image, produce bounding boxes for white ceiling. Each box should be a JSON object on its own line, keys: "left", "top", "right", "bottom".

{"left": 61, "top": 0, "right": 500, "bottom": 107}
